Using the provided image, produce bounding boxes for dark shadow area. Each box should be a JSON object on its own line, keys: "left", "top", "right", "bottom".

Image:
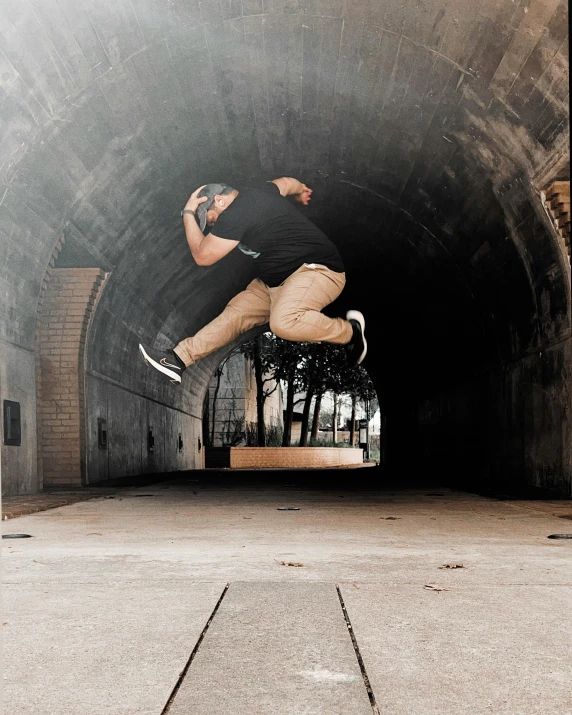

{"left": 153, "top": 466, "right": 438, "bottom": 493}
{"left": 86, "top": 468, "right": 572, "bottom": 501}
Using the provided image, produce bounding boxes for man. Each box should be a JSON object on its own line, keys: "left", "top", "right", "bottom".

{"left": 139, "top": 178, "right": 366, "bottom": 384}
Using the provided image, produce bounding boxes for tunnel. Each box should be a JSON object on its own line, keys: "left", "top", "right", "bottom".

{"left": 0, "top": 0, "right": 569, "bottom": 498}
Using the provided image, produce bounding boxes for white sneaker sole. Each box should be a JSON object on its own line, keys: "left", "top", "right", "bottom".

{"left": 139, "top": 344, "right": 182, "bottom": 384}
{"left": 346, "top": 310, "right": 367, "bottom": 364}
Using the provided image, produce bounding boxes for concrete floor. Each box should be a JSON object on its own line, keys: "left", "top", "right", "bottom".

{"left": 2, "top": 473, "right": 572, "bottom": 714}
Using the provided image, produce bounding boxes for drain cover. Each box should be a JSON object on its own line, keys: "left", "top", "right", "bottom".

{"left": 558, "top": 515, "right": 572, "bottom": 520}
{"left": 277, "top": 507, "right": 300, "bottom": 511}
{"left": 134, "top": 494, "right": 155, "bottom": 497}
{"left": 547, "top": 534, "right": 572, "bottom": 539}
{"left": 2, "top": 534, "right": 33, "bottom": 539}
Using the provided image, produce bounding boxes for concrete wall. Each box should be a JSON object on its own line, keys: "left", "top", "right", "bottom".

{"left": 207, "top": 352, "right": 283, "bottom": 447}
{"left": 402, "top": 150, "right": 572, "bottom": 495}
{"left": 413, "top": 339, "right": 572, "bottom": 497}
{"left": 0, "top": 342, "right": 37, "bottom": 496}
{"left": 243, "top": 356, "right": 283, "bottom": 435}
{"left": 85, "top": 376, "right": 203, "bottom": 482}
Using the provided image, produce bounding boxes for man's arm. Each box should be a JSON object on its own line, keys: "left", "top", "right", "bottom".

{"left": 182, "top": 217, "right": 238, "bottom": 266}
{"left": 182, "top": 186, "right": 239, "bottom": 266}
{"left": 271, "top": 177, "right": 313, "bottom": 205}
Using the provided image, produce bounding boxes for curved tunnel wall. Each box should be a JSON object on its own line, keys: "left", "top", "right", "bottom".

{"left": 0, "top": 0, "right": 569, "bottom": 495}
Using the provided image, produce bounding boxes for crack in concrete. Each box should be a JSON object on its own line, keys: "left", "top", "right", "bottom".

{"left": 336, "top": 585, "right": 381, "bottom": 715}
{"left": 161, "top": 582, "right": 230, "bottom": 714}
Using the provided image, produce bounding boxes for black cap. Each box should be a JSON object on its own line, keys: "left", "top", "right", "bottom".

{"left": 195, "top": 183, "right": 234, "bottom": 232}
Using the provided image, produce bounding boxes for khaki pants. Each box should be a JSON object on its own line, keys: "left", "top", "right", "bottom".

{"left": 174, "top": 263, "right": 353, "bottom": 367}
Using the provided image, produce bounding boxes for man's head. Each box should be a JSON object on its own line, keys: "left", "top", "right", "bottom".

{"left": 195, "top": 183, "right": 238, "bottom": 232}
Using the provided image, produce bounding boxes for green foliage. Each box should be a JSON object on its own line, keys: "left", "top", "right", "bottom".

{"left": 240, "top": 332, "right": 379, "bottom": 446}
{"left": 221, "top": 412, "right": 245, "bottom": 447}
{"left": 240, "top": 333, "right": 300, "bottom": 385}
{"left": 245, "top": 420, "right": 283, "bottom": 446}
{"left": 293, "top": 342, "right": 378, "bottom": 409}
{"left": 266, "top": 423, "right": 283, "bottom": 447}
{"left": 245, "top": 421, "right": 258, "bottom": 446}
{"left": 307, "top": 436, "right": 354, "bottom": 448}
{"left": 240, "top": 334, "right": 377, "bottom": 404}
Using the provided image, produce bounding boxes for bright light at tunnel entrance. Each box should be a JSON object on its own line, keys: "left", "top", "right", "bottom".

{"left": 203, "top": 333, "right": 381, "bottom": 464}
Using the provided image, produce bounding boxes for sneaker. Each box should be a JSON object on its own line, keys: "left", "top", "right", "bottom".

{"left": 346, "top": 310, "right": 367, "bottom": 365}
{"left": 138, "top": 343, "right": 186, "bottom": 384}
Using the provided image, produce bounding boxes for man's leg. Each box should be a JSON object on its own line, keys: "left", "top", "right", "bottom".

{"left": 268, "top": 264, "right": 367, "bottom": 364}
{"left": 139, "top": 279, "right": 270, "bottom": 383}
{"left": 174, "top": 279, "right": 270, "bottom": 366}
{"left": 269, "top": 264, "right": 351, "bottom": 343}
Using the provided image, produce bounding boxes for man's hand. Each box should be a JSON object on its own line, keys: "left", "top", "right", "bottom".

{"left": 293, "top": 184, "right": 313, "bottom": 206}
{"left": 272, "top": 177, "right": 313, "bottom": 204}
{"left": 184, "top": 185, "right": 209, "bottom": 213}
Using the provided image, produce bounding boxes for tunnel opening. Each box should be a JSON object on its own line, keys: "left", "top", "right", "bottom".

{"left": 0, "top": 0, "right": 569, "bottom": 498}
{"left": 200, "top": 333, "right": 381, "bottom": 468}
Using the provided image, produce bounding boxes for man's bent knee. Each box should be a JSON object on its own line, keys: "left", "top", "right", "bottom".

{"left": 270, "top": 314, "right": 307, "bottom": 342}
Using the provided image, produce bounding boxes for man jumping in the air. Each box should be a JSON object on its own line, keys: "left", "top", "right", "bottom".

{"left": 139, "top": 178, "right": 366, "bottom": 384}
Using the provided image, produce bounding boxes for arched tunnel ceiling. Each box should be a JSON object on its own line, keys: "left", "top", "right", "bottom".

{"left": 0, "top": 0, "right": 569, "bottom": 405}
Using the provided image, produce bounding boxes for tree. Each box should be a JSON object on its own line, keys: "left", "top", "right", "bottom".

{"left": 319, "top": 408, "right": 333, "bottom": 430}
{"left": 276, "top": 340, "right": 304, "bottom": 446}
{"left": 208, "top": 348, "right": 241, "bottom": 446}
{"left": 240, "top": 333, "right": 298, "bottom": 446}
{"left": 238, "top": 334, "right": 379, "bottom": 450}
{"left": 240, "top": 333, "right": 280, "bottom": 447}
{"left": 293, "top": 343, "right": 321, "bottom": 447}
{"left": 220, "top": 391, "right": 246, "bottom": 446}
{"left": 294, "top": 342, "right": 345, "bottom": 446}
{"left": 343, "top": 364, "right": 378, "bottom": 455}
{"left": 349, "top": 394, "right": 357, "bottom": 446}
{"left": 310, "top": 393, "right": 322, "bottom": 441}
{"left": 252, "top": 338, "right": 266, "bottom": 446}
{"left": 302, "top": 346, "right": 378, "bottom": 447}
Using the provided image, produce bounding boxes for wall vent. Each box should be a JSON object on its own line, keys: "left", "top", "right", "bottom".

{"left": 3, "top": 400, "right": 22, "bottom": 446}
{"left": 98, "top": 418, "right": 107, "bottom": 449}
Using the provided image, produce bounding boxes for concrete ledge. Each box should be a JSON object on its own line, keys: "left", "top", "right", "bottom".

{"left": 227, "top": 447, "right": 364, "bottom": 469}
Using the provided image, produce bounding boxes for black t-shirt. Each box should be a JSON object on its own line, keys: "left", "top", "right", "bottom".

{"left": 210, "top": 181, "right": 344, "bottom": 287}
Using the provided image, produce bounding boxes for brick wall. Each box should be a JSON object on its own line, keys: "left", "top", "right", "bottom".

{"left": 542, "top": 181, "right": 570, "bottom": 260}
{"left": 229, "top": 447, "right": 364, "bottom": 469}
{"left": 36, "top": 268, "right": 106, "bottom": 487}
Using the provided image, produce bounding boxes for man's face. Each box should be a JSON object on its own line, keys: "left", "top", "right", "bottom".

{"left": 206, "top": 192, "right": 237, "bottom": 227}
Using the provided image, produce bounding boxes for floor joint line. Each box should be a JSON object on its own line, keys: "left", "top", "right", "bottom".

{"left": 161, "top": 583, "right": 230, "bottom": 714}
{"left": 336, "top": 585, "right": 381, "bottom": 715}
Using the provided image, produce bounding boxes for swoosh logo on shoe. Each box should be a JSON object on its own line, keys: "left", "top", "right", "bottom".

{"left": 160, "top": 358, "right": 181, "bottom": 370}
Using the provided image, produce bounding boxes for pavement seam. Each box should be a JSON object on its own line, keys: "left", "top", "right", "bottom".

{"left": 336, "top": 585, "right": 381, "bottom": 715}
{"left": 160, "top": 582, "right": 230, "bottom": 714}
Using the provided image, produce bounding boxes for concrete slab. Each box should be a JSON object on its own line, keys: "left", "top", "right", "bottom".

{"left": 168, "top": 582, "right": 371, "bottom": 715}
{"left": 341, "top": 583, "right": 572, "bottom": 715}
{"left": 3, "top": 582, "right": 226, "bottom": 715}
{"left": 3, "top": 481, "right": 572, "bottom": 713}
{"left": 3, "top": 484, "right": 570, "bottom": 586}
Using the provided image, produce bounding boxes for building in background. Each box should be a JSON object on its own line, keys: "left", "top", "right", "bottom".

{"left": 206, "top": 352, "right": 283, "bottom": 447}
{"left": 287, "top": 389, "right": 380, "bottom": 448}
